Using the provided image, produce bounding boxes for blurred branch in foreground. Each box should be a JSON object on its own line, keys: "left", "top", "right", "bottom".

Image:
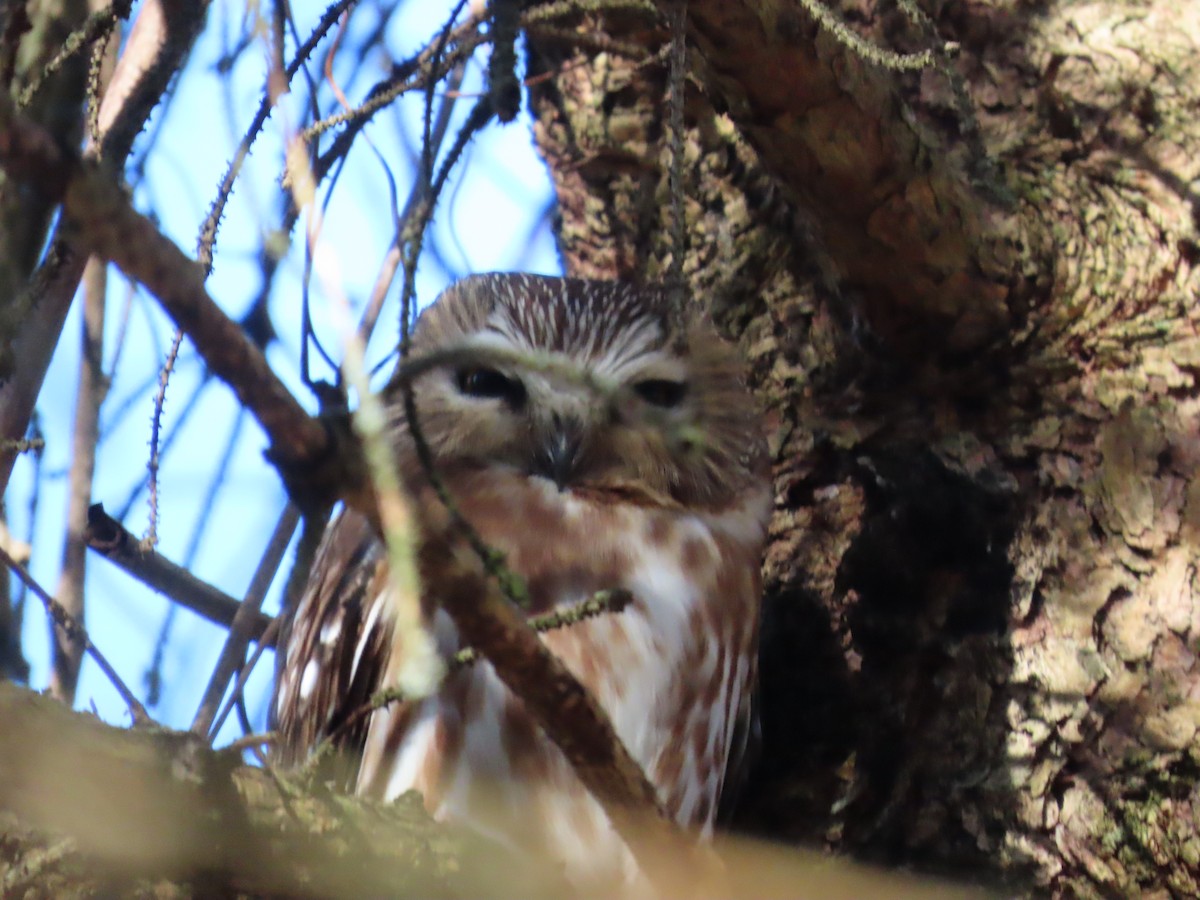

{"left": 0, "top": 680, "right": 994, "bottom": 899}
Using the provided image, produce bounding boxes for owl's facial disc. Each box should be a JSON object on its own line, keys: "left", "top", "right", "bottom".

{"left": 396, "top": 275, "right": 767, "bottom": 509}
{"left": 447, "top": 355, "right": 693, "bottom": 492}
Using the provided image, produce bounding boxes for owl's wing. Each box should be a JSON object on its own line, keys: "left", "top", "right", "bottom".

{"left": 272, "top": 509, "right": 392, "bottom": 783}
{"left": 717, "top": 688, "right": 761, "bottom": 825}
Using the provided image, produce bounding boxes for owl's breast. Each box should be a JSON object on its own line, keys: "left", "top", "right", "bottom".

{"left": 359, "top": 467, "right": 767, "bottom": 883}
{"left": 429, "top": 468, "right": 764, "bottom": 809}
{"left": 439, "top": 468, "right": 759, "bottom": 613}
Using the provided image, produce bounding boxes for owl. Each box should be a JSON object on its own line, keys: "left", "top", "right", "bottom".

{"left": 272, "top": 274, "right": 771, "bottom": 888}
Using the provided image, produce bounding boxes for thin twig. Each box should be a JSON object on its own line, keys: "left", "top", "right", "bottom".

{"left": 0, "top": 545, "right": 149, "bottom": 725}
{"left": 0, "top": 438, "right": 44, "bottom": 455}
{"left": 296, "top": 13, "right": 483, "bottom": 146}
{"left": 16, "top": 0, "right": 131, "bottom": 108}
{"left": 794, "top": 0, "right": 937, "bottom": 72}
{"left": 209, "top": 613, "right": 283, "bottom": 741}
{"left": 223, "top": 731, "right": 276, "bottom": 754}
{"left": 51, "top": 257, "right": 108, "bottom": 705}
{"left": 116, "top": 371, "right": 210, "bottom": 523}
{"left": 193, "top": 506, "right": 298, "bottom": 738}
{"left": 144, "top": 327, "right": 184, "bottom": 549}
{"left": 146, "top": 405, "right": 249, "bottom": 702}
{"left": 353, "top": 590, "right": 635, "bottom": 720}
{"left": 523, "top": 0, "right": 657, "bottom": 22}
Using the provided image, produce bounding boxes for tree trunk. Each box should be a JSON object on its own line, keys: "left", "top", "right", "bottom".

{"left": 527, "top": 0, "right": 1200, "bottom": 895}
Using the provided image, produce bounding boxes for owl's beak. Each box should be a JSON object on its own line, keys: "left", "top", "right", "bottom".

{"left": 533, "top": 415, "right": 584, "bottom": 489}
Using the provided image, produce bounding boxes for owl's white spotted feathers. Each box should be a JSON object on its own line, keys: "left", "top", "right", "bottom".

{"left": 273, "top": 274, "right": 771, "bottom": 886}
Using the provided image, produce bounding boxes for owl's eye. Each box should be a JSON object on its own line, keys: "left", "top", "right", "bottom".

{"left": 456, "top": 367, "right": 526, "bottom": 407}
{"left": 632, "top": 379, "right": 688, "bottom": 408}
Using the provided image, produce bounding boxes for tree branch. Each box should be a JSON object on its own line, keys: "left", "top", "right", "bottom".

{"left": 669, "top": 0, "right": 1022, "bottom": 357}
{"left": 0, "top": 681, "right": 532, "bottom": 898}
{"left": 0, "top": 681, "right": 987, "bottom": 898}
{"left": 51, "top": 258, "right": 107, "bottom": 705}
{"left": 0, "top": 0, "right": 209, "bottom": 496}
{"left": 416, "top": 503, "right": 711, "bottom": 893}
{"left": 191, "top": 506, "right": 297, "bottom": 737}
{"left": 0, "top": 546, "right": 148, "bottom": 724}
{"left": 84, "top": 504, "right": 273, "bottom": 644}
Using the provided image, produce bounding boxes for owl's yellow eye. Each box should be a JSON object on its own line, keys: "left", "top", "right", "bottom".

{"left": 456, "top": 367, "right": 527, "bottom": 408}
{"left": 632, "top": 378, "right": 687, "bottom": 408}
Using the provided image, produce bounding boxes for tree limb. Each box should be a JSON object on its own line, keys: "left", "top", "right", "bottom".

{"left": 84, "top": 504, "right": 273, "bottom": 644}
{"left": 0, "top": 681, "right": 991, "bottom": 898}
{"left": 0, "top": 681, "right": 532, "bottom": 898}
{"left": 51, "top": 258, "right": 107, "bottom": 705}
{"left": 669, "top": 0, "right": 1022, "bottom": 357}
{"left": 0, "top": 0, "right": 210, "bottom": 496}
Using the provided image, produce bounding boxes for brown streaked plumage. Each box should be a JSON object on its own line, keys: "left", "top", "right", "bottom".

{"left": 273, "top": 274, "right": 771, "bottom": 887}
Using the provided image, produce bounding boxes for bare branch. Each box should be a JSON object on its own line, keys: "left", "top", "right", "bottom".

{"left": 143, "top": 327, "right": 184, "bottom": 548}
{"left": 192, "top": 506, "right": 298, "bottom": 738}
{"left": 15, "top": 0, "right": 131, "bottom": 108}
{"left": 51, "top": 258, "right": 108, "bottom": 705}
{"left": 208, "top": 613, "right": 283, "bottom": 741}
{"left": 0, "top": 0, "right": 211, "bottom": 496}
{"left": 0, "top": 546, "right": 148, "bottom": 725}
{"left": 84, "top": 504, "right": 273, "bottom": 645}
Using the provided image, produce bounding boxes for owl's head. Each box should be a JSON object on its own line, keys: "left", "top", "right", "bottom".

{"left": 387, "top": 274, "right": 767, "bottom": 510}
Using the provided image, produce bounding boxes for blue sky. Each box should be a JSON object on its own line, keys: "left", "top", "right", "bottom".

{"left": 8, "top": 0, "right": 558, "bottom": 741}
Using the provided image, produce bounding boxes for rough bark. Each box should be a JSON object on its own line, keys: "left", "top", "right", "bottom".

{"left": 527, "top": 0, "right": 1200, "bottom": 896}
{"left": 0, "top": 682, "right": 508, "bottom": 899}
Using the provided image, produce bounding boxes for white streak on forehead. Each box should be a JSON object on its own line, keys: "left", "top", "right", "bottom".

{"left": 480, "top": 285, "right": 670, "bottom": 378}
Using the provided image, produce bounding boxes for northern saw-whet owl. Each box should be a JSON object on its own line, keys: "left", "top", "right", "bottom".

{"left": 273, "top": 274, "right": 771, "bottom": 888}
